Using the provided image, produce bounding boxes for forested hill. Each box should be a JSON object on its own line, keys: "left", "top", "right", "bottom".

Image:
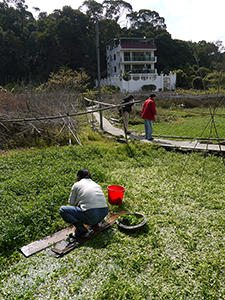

{"left": 0, "top": 0, "right": 224, "bottom": 88}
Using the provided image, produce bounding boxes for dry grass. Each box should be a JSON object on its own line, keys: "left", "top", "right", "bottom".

{"left": 0, "top": 89, "right": 89, "bottom": 149}
{"left": 1, "top": 88, "right": 224, "bottom": 150}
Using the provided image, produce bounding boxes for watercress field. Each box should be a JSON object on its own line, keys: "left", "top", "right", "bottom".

{"left": 129, "top": 107, "right": 225, "bottom": 140}
{"left": 0, "top": 142, "right": 225, "bottom": 299}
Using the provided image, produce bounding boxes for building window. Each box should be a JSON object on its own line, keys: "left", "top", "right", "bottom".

{"left": 114, "top": 66, "right": 117, "bottom": 73}
{"left": 132, "top": 52, "right": 145, "bottom": 61}
{"left": 146, "top": 65, "right": 154, "bottom": 73}
{"left": 145, "top": 52, "right": 151, "bottom": 61}
{"left": 124, "top": 52, "right": 130, "bottom": 61}
{"left": 114, "top": 54, "right": 116, "bottom": 60}
{"left": 124, "top": 65, "right": 131, "bottom": 72}
{"left": 131, "top": 65, "right": 144, "bottom": 73}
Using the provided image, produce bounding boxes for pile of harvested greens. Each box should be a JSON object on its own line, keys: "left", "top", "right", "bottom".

{"left": 117, "top": 214, "right": 144, "bottom": 226}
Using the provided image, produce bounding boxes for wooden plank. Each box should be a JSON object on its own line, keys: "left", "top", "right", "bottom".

{"left": 20, "top": 226, "right": 74, "bottom": 257}
{"left": 20, "top": 211, "right": 127, "bottom": 257}
{"left": 51, "top": 211, "right": 129, "bottom": 257}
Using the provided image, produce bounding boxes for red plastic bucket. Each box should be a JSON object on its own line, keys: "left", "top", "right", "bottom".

{"left": 107, "top": 185, "right": 125, "bottom": 205}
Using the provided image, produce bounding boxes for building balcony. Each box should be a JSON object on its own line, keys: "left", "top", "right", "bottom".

{"left": 121, "top": 56, "right": 157, "bottom": 63}
{"left": 129, "top": 69, "right": 156, "bottom": 74}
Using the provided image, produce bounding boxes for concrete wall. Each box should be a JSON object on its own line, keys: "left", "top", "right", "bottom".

{"left": 97, "top": 72, "right": 176, "bottom": 92}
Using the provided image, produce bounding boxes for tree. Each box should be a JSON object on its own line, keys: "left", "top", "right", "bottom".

{"left": 35, "top": 7, "right": 93, "bottom": 80}
{"left": 0, "top": 0, "right": 39, "bottom": 83}
{"left": 53, "top": 7, "right": 91, "bottom": 69}
{"left": 80, "top": 0, "right": 133, "bottom": 24}
{"left": 155, "top": 31, "right": 173, "bottom": 73}
{"left": 79, "top": 0, "right": 104, "bottom": 20}
{"left": 103, "top": 0, "right": 132, "bottom": 23}
{"left": 40, "top": 68, "right": 90, "bottom": 92}
{"left": 192, "top": 40, "right": 223, "bottom": 70}
{"left": 0, "top": 29, "right": 23, "bottom": 82}
{"left": 127, "top": 9, "right": 166, "bottom": 30}
{"left": 0, "top": 0, "right": 224, "bottom": 87}
{"left": 122, "top": 19, "right": 156, "bottom": 39}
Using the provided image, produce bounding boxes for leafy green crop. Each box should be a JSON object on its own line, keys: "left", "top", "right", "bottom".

{"left": 0, "top": 142, "right": 225, "bottom": 299}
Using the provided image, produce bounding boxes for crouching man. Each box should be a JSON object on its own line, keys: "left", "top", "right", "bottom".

{"left": 59, "top": 169, "right": 109, "bottom": 238}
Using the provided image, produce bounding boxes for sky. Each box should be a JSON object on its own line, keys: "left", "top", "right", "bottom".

{"left": 24, "top": 0, "right": 225, "bottom": 49}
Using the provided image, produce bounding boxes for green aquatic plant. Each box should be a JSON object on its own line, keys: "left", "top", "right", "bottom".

{"left": 117, "top": 214, "right": 144, "bottom": 226}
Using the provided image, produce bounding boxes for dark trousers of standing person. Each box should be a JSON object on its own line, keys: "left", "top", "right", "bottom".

{"left": 144, "top": 119, "right": 153, "bottom": 139}
{"left": 123, "top": 111, "right": 130, "bottom": 133}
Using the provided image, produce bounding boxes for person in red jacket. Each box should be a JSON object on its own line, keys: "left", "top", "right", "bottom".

{"left": 141, "top": 94, "right": 157, "bottom": 140}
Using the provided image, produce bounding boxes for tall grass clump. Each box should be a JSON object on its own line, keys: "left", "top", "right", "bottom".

{"left": 0, "top": 142, "right": 225, "bottom": 299}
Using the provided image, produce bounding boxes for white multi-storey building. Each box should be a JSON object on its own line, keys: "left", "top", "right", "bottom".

{"left": 106, "top": 37, "right": 157, "bottom": 77}
{"left": 98, "top": 37, "right": 176, "bottom": 92}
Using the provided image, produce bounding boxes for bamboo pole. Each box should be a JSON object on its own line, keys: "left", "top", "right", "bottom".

{"left": 152, "top": 134, "right": 225, "bottom": 141}
{"left": 0, "top": 100, "right": 141, "bottom": 123}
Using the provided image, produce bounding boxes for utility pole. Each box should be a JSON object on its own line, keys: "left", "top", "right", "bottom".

{"left": 96, "top": 19, "right": 103, "bottom": 130}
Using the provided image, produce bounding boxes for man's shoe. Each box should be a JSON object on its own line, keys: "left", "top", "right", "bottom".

{"left": 75, "top": 228, "right": 88, "bottom": 238}
{"left": 91, "top": 223, "right": 100, "bottom": 230}
{"left": 69, "top": 221, "right": 88, "bottom": 239}
{"left": 69, "top": 228, "right": 88, "bottom": 239}
{"left": 147, "top": 138, "right": 154, "bottom": 141}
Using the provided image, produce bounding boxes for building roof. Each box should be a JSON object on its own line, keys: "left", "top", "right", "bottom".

{"left": 105, "top": 37, "right": 157, "bottom": 51}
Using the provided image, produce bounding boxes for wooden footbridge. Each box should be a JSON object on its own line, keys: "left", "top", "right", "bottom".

{"left": 93, "top": 112, "right": 225, "bottom": 153}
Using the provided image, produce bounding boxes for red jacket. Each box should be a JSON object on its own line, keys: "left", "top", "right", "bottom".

{"left": 141, "top": 98, "right": 157, "bottom": 121}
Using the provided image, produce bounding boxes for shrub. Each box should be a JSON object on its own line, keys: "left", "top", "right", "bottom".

{"left": 38, "top": 68, "right": 90, "bottom": 92}
{"left": 174, "top": 69, "right": 191, "bottom": 89}
{"left": 205, "top": 71, "right": 225, "bottom": 89}
{"left": 141, "top": 84, "right": 156, "bottom": 91}
{"left": 192, "top": 76, "right": 204, "bottom": 90}
{"left": 101, "top": 85, "right": 120, "bottom": 95}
